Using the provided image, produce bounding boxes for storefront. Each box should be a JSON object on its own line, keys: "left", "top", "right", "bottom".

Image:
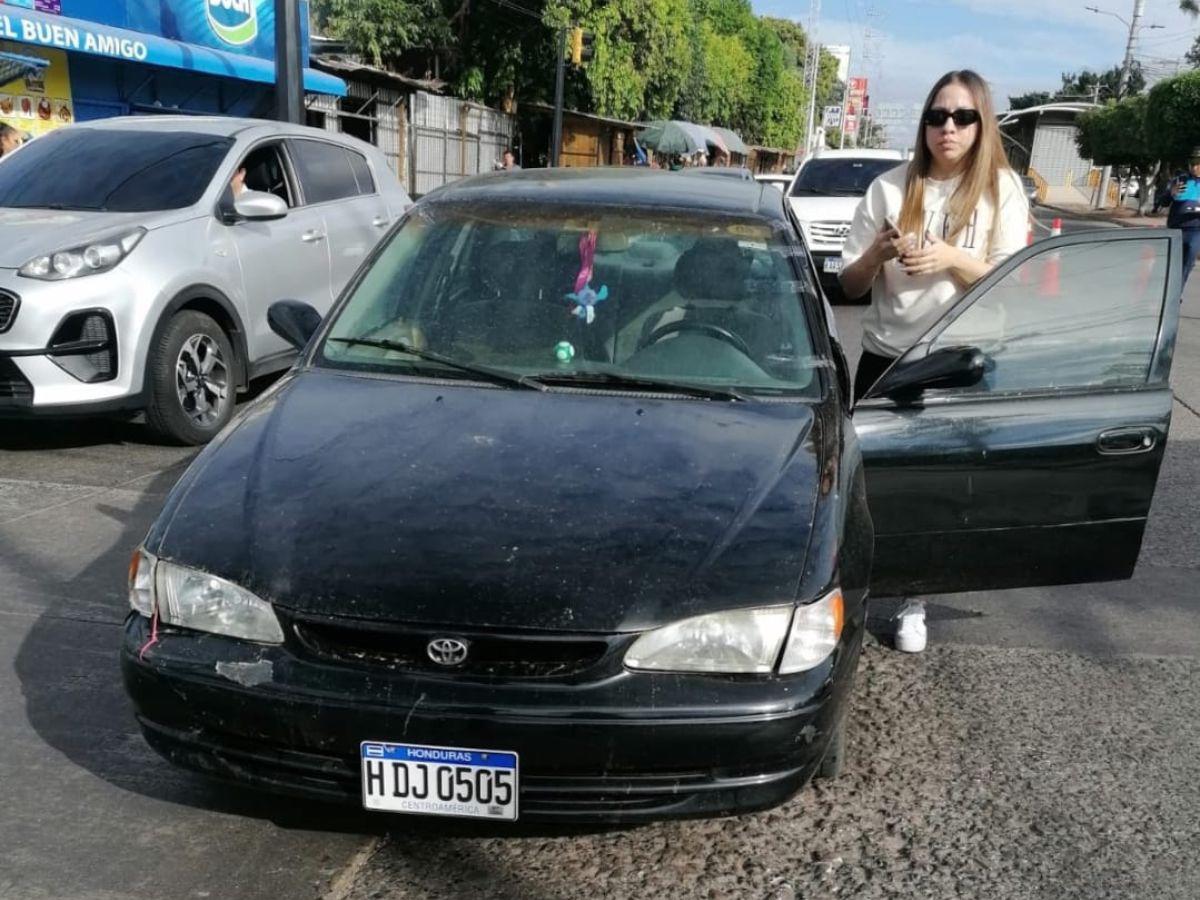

{"left": 0, "top": 0, "right": 344, "bottom": 139}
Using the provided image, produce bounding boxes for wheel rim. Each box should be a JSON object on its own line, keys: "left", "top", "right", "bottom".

{"left": 175, "top": 334, "right": 229, "bottom": 427}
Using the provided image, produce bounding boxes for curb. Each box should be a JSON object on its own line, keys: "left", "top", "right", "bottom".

{"left": 1039, "top": 203, "right": 1163, "bottom": 229}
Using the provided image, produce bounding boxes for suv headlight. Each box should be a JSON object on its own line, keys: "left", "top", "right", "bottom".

{"left": 127, "top": 549, "right": 284, "bottom": 644}
{"left": 623, "top": 589, "right": 845, "bottom": 675}
{"left": 19, "top": 227, "right": 146, "bottom": 281}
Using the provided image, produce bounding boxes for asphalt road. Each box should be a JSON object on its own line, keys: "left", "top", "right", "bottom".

{"left": 1, "top": 214, "right": 1196, "bottom": 900}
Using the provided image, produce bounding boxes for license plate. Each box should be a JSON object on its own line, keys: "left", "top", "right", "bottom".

{"left": 360, "top": 741, "right": 519, "bottom": 821}
{"left": 823, "top": 257, "right": 844, "bottom": 274}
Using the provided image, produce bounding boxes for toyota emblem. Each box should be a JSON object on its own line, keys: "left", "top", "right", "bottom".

{"left": 427, "top": 637, "right": 469, "bottom": 666}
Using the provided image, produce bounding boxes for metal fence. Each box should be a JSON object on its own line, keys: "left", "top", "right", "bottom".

{"left": 410, "top": 92, "right": 514, "bottom": 196}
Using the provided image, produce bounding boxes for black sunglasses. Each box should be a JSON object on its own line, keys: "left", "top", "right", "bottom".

{"left": 923, "top": 108, "right": 981, "bottom": 128}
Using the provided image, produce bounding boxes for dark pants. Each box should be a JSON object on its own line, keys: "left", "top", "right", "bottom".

{"left": 1183, "top": 228, "right": 1200, "bottom": 288}
{"left": 853, "top": 350, "right": 898, "bottom": 403}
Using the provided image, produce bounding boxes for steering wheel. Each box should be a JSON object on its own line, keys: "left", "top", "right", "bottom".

{"left": 640, "top": 319, "right": 753, "bottom": 357}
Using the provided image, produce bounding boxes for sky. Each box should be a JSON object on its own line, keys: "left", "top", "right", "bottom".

{"left": 753, "top": 0, "right": 1200, "bottom": 141}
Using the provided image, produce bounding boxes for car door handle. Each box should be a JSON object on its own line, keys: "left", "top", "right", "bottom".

{"left": 372, "top": 216, "right": 390, "bottom": 228}
{"left": 301, "top": 230, "right": 326, "bottom": 243}
{"left": 1096, "top": 426, "right": 1159, "bottom": 455}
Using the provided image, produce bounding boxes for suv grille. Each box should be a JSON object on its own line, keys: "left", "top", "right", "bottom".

{"left": 0, "top": 290, "right": 17, "bottom": 333}
{"left": 289, "top": 615, "right": 613, "bottom": 680}
{"left": 807, "top": 221, "right": 852, "bottom": 246}
{"left": 0, "top": 357, "right": 32, "bottom": 405}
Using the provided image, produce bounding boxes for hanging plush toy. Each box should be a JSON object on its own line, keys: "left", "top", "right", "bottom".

{"left": 564, "top": 230, "right": 609, "bottom": 324}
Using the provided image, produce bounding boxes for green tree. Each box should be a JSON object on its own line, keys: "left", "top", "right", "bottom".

{"left": 310, "top": 0, "right": 448, "bottom": 67}
{"left": 1145, "top": 70, "right": 1200, "bottom": 164}
{"left": 1008, "top": 91, "right": 1053, "bottom": 110}
{"left": 1186, "top": 34, "right": 1200, "bottom": 68}
{"left": 1077, "top": 95, "right": 1157, "bottom": 209}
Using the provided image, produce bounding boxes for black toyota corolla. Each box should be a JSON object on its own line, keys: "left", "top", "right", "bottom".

{"left": 121, "top": 169, "right": 1180, "bottom": 823}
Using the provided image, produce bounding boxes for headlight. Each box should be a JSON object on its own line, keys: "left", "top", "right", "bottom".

{"left": 624, "top": 605, "right": 793, "bottom": 674}
{"left": 779, "top": 589, "right": 844, "bottom": 674}
{"left": 126, "top": 550, "right": 283, "bottom": 645}
{"left": 19, "top": 227, "right": 145, "bottom": 281}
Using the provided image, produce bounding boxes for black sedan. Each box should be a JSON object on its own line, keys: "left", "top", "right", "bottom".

{"left": 121, "top": 168, "right": 1180, "bottom": 823}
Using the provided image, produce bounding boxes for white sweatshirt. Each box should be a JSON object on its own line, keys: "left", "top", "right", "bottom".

{"left": 841, "top": 162, "right": 1030, "bottom": 358}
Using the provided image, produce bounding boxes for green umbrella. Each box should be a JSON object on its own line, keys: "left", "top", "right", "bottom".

{"left": 636, "top": 120, "right": 705, "bottom": 156}
{"left": 712, "top": 126, "right": 749, "bottom": 156}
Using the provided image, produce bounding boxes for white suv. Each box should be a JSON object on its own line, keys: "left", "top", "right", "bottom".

{"left": 787, "top": 148, "right": 903, "bottom": 302}
{"left": 0, "top": 116, "right": 411, "bottom": 443}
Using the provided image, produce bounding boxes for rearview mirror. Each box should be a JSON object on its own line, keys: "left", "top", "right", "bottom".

{"left": 234, "top": 190, "right": 288, "bottom": 221}
{"left": 268, "top": 300, "right": 322, "bottom": 351}
{"left": 868, "top": 345, "right": 987, "bottom": 400}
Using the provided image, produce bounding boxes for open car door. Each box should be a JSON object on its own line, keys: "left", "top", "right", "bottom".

{"left": 855, "top": 229, "right": 1181, "bottom": 597}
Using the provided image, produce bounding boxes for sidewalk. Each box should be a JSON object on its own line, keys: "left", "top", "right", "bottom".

{"left": 1039, "top": 200, "right": 1168, "bottom": 229}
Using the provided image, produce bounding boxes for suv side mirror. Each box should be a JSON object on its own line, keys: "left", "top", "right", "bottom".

{"left": 268, "top": 300, "right": 322, "bottom": 351}
{"left": 869, "top": 345, "right": 987, "bottom": 400}
{"left": 233, "top": 190, "right": 288, "bottom": 221}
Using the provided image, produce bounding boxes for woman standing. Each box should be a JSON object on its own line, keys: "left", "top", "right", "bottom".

{"left": 838, "top": 69, "right": 1030, "bottom": 652}
{"left": 840, "top": 69, "right": 1030, "bottom": 405}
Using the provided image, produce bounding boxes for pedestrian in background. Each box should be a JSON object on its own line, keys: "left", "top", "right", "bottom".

{"left": 1168, "top": 148, "right": 1200, "bottom": 287}
{"left": 839, "top": 68, "right": 1030, "bottom": 653}
{"left": 0, "top": 123, "right": 23, "bottom": 158}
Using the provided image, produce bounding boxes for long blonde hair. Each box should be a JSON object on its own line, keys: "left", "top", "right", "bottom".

{"left": 898, "top": 70, "right": 1009, "bottom": 244}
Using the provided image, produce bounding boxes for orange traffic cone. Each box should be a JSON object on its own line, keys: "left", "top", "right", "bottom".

{"left": 1039, "top": 249, "right": 1061, "bottom": 297}
{"left": 1051, "top": 217, "right": 1063, "bottom": 237}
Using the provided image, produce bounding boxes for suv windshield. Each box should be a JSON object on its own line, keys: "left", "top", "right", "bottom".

{"left": 790, "top": 158, "right": 899, "bottom": 197}
{"left": 320, "top": 203, "right": 825, "bottom": 397}
{"left": 0, "top": 129, "right": 234, "bottom": 212}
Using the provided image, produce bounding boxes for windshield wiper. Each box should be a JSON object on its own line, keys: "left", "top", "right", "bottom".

{"left": 7, "top": 203, "right": 107, "bottom": 211}
{"left": 326, "top": 337, "right": 546, "bottom": 391}
{"left": 529, "top": 371, "right": 747, "bottom": 401}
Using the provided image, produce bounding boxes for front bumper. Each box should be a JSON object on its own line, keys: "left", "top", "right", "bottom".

{"left": 121, "top": 613, "right": 864, "bottom": 823}
{"left": 0, "top": 267, "right": 148, "bottom": 413}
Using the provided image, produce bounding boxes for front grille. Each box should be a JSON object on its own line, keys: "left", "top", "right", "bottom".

{"left": 808, "top": 221, "right": 851, "bottom": 246}
{"left": 0, "top": 290, "right": 17, "bottom": 333}
{"left": 0, "top": 356, "right": 32, "bottom": 405}
{"left": 289, "top": 615, "right": 612, "bottom": 680}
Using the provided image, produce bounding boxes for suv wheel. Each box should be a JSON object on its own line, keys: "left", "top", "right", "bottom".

{"left": 145, "top": 311, "right": 235, "bottom": 445}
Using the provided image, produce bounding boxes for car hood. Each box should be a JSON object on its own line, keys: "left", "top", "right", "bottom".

{"left": 151, "top": 370, "right": 823, "bottom": 633}
{"left": 0, "top": 208, "right": 160, "bottom": 268}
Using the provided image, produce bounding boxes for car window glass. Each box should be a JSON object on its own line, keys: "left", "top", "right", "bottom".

{"left": 347, "top": 151, "right": 375, "bottom": 195}
{"left": 924, "top": 238, "right": 1170, "bottom": 393}
{"left": 290, "top": 139, "right": 359, "bottom": 204}
{"left": 238, "top": 144, "right": 293, "bottom": 206}
{"left": 0, "top": 129, "right": 233, "bottom": 212}
{"left": 320, "top": 203, "right": 824, "bottom": 396}
{"left": 790, "top": 159, "right": 899, "bottom": 197}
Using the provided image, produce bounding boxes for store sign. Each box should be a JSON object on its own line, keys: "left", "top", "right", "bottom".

{"left": 0, "top": 13, "right": 149, "bottom": 60}
{"left": 0, "top": 38, "right": 73, "bottom": 136}
{"left": 206, "top": 0, "right": 257, "bottom": 47}
{"left": 823, "top": 106, "right": 842, "bottom": 129}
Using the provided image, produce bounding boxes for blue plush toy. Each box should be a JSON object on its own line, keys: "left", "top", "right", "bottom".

{"left": 565, "top": 283, "right": 609, "bottom": 324}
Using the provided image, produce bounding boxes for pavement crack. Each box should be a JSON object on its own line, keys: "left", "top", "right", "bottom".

{"left": 1176, "top": 396, "right": 1200, "bottom": 419}
{"left": 323, "top": 838, "right": 382, "bottom": 900}
{"left": 0, "top": 469, "right": 169, "bottom": 526}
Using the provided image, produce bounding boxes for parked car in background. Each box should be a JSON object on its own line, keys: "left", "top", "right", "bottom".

{"left": 1021, "top": 174, "right": 1039, "bottom": 207}
{"left": 122, "top": 168, "right": 1181, "bottom": 825}
{"left": 755, "top": 173, "right": 793, "bottom": 193}
{"left": 788, "top": 148, "right": 904, "bottom": 303}
{"left": 0, "top": 117, "right": 411, "bottom": 444}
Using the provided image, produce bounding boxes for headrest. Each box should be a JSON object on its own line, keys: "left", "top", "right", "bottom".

{"left": 673, "top": 239, "right": 749, "bottom": 300}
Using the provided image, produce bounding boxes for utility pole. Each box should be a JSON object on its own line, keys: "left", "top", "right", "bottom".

{"left": 838, "top": 48, "right": 852, "bottom": 150}
{"left": 274, "top": 0, "right": 304, "bottom": 124}
{"left": 550, "top": 28, "right": 566, "bottom": 167}
{"left": 803, "top": 0, "right": 821, "bottom": 157}
{"left": 1086, "top": 1, "right": 1162, "bottom": 207}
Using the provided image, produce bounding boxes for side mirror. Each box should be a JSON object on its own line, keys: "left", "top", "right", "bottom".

{"left": 268, "top": 300, "right": 322, "bottom": 352}
{"left": 869, "top": 345, "right": 987, "bottom": 400}
{"left": 233, "top": 190, "right": 288, "bottom": 221}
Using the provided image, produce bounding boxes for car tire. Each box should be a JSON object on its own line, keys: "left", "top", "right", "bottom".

{"left": 145, "top": 310, "right": 236, "bottom": 445}
{"left": 815, "top": 712, "right": 847, "bottom": 780}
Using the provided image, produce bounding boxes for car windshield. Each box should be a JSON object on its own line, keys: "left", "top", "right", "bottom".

{"left": 320, "top": 202, "right": 825, "bottom": 397}
{"left": 790, "top": 158, "right": 899, "bottom": 197}
{"left": 0, "top": 129, "right": 234, "bottom": 212}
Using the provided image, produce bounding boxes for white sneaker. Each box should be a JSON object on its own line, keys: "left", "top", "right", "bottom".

{"left": 894, "top": 599, "right": 927, "bottom": 653}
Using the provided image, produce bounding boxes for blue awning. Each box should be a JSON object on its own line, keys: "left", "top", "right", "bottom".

{"left": 0, "top": 7, "right": 346, "bottom": 96}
